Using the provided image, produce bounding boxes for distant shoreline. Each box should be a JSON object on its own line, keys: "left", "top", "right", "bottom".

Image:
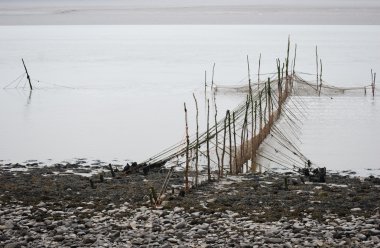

{"left": 0, "top": 0, "right": 379, "bottom": 25}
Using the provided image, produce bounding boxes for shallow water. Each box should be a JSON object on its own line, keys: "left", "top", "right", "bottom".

{"left": 0, "top": 25, "right": 379, "bottom": 175}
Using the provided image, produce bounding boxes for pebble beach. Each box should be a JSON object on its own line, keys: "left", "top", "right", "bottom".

{"left": 1, "top": 163, "right": 380, "bottom": 247}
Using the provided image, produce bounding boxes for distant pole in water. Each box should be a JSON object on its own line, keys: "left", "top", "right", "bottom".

{"left": 211, "top": 63, "right": 215, "bottom": 90}
{"left": 258, "top": 53, "right": 261, "bottom": 90}
{"left": 371, "top": 69, "right": 376, "bottom": 97}
{"left": 319, "top": 59, "right": 323, "bottom": 96}
{"left": 204, "top": 70, "right": 207, "bottom": 112}
{"left": 315, "top": 46, "right": 319, "bottom": 93}
{"left": 247, "top": 55, "right": 251, "bottom": 90}
{"left": 22, "top": 58, "right": 33, "bottom": 90}
{"left": 293, "top": 44, "right": 297, "bottom": 76}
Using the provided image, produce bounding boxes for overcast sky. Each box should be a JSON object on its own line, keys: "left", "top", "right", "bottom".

{"left": 0, "top": 0, "right": 379, "bottom": 24}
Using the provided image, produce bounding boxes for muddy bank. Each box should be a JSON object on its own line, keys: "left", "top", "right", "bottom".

{"left": 1, "top": 163, "right": 380, "bottom": 247}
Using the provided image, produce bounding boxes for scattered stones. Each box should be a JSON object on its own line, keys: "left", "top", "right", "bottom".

{"left": 0, "top": 166, "right": 379, "bottom": 247}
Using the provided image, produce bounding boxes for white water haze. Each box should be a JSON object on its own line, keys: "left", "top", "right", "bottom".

{"left": 0, "top": 25, "right": 379, "bottom": 176}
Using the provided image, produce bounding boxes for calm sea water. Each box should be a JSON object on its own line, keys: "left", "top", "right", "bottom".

{"left": 0, "top": 25, "right": 379, "bottom": 175}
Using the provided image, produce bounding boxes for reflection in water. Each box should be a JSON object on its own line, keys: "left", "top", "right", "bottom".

{"left": 27, "top": 90, "right": 32, "bottom": 105}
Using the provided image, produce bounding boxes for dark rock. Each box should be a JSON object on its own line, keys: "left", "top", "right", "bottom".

{"left": 264, "top": 238, "right": 283, "bottom": 244}
{"left": 4, "top": 243, "right": 22, "bottom": 248}
{"left": 82, "top": 235, "right": 97, "bottom": 244}
{"left": 54, "top": 235, "right": 65, "bottom": 242}
{"left": 0, "top": 234, "right": 9, "bottom": 241}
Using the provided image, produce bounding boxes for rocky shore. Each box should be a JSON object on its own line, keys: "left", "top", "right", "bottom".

{"left": 1, "top": 163, "right": 380, "bottom": 247}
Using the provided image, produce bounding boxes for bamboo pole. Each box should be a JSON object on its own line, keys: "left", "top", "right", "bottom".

{"left": 276, "top": 59, "right": 282, "bottom": 102}
{"left": 259, "top": 91, "right": 263, "bottom": 132}
{"left": 247, "top": 55, "right": 252, "bottom": 90}
{"left": 319, "top": 59, "right": 323, "bottom": 96}
{"left": 214, "top": 93, "right": 220, "bottom": 179}
{"left": 221, "top": 110, "right": 228, "bottom": 178}
{"left": 240, "top": 98, "right": 249, "bottom": 173}
{"left": 258, "top": 53, "right": 261, "bottom": 90}
{"left": 372, "top": 69, "right": 376, "bottom": 97}
{"left": 211, "top": 63, "right": 216, "bottom": 90}
{"left": 264, "top": 82, "right": 268, "bottom": 122}
{"left": 293, "top": 44, "right": 297, "bottom": 76}
{"left": 22, "top": 59, "right": 33, "bottom": 90}
{"left": 184, "top": 102, "right": 190, "bottom": 191}
{"left": 316, "top": 46, "right": 319, "bottom": 92}
{"left": 250, "top": 89, "right": 255, "bottom": 167}
{"left": 206, "top": 99, "right": 211, "bottom": 181}
{"left": 267, "top": 78, "right": 272, "bottom": 116}
{"left": 285, "top": 36, "right": 290, "bottom": 92}
{"left": 204, "top": 70, "right": 207, "bottom": 112}
{"left": 232, "top": 112, "right": 237, "bottom": 174}
{"left": 374, "top": 73, "right": 376, "bottom": 97}
{"left": 228, "top": 110, "right": 232, "bottom": 174}
{"left": 192, "top": 93, "right": 199, "bottom": 186}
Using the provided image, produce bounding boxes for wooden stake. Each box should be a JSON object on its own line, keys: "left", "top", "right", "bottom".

{"left": 251, "top": 101, "right": 257, "bottom": 171}
{"left": 221, "top": 110, "right": 228, "bottom": 178}
{"left": 240, "top": 99, "right": 249, "bottom": 173}
{"left": 276, "top": 59, "right": 282, "bottom": 102}
{"left": 258, "top": 53, "right": 261, "bottom": 90}
{"left": 316, "top": 46, "right": 319, "bottom": 92}
{"left": 228, "top": 111, "right": 232, "bottom": 174}
{"left": 214, "top": 94, "right": 220, "bottom": 179}
{"left": 259, "top": 91, "right": 263, "bottom": 132}
{"left": 109, "top": 164, "right": 115, "bottom": 177}
{"left": 286, "top": 36, "right": 290, "bottom": 76}
{"left": 267, "top": 78, "right": 272, "bottom": 116}
{"left": 374, "top": 73, "right": 376, "bottom": 97}
{"left": 192, "top": 93, "right": 199, "bottom": 186}
{"left": 247, "top": 55, "right": 252, "bottom": 91}
{"left": 211, "top": 63, "right": 216, "bottom": 90}
{"left": 319, "top": 59, "right": 323, "bottom": 96}
{"left": 372, "top": 70, "right": 376, "bottom": 97}
{"left": 285, "top": 36, "right": 290, "bottom": 89}
{"left": 232, "top": 112, "right": 237, "bottom": 174}
{"left": 184, "top": 102, "right": 190, "bottom": 190}
{"left": 22, "top": 59, "right": 33, "bottom": 90}
{"left": 293, "top": 44, "right": 297, "bottom": 76}
{"left": 206, "top": 99, "right": 211, "bottom": 181}
{"left": 204, "top": 70, "right": 207, "bottom": 112}
{"left": 263, "top": 82, "right": 268, "bottom": 123}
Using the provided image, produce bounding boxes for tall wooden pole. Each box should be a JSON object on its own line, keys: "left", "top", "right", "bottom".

{"left": 247, "top": 55, "right": 252, "bottom": 90}
{"left": 192, "top": 93, "right": 199, "bottom": 186}
{"left": 221, "top": 110, "right": 228, "bottom": 178}
{"left": 228, "top": 111, "right": 232, "bottom": 174}
{"left": 316, "top": 46, "right": 319, "bottom": 92}
{"left": 320, "top": 60, "right": 323, "bottom": 94}
{"left": 293, "top": 44, "right": 297, "bottom": 76}
{"left": 211, "top": 63, "right": 216, "bottom": 89}
{"left": 285, "top": 36, "right": 290, "bottom": 92}
{"left": 214, "top": 94, "right": 220, "bottom": 179}
{"left": 232, "top": 112, "right": 237, "bottom": 174}
{"left": 206, "top": 99, "right": 211, "bottom": 181}
{"left": 184, "top": 103, "right": 190, "bottom": 191}
{"left": 204, "top": 70, "right": 207, "bottom": 112}
{"left": 22, "top": 59, "right": 33, "bottom": 90}
{"left": 258, "top": 53, "right": 261, "bottom": 91}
